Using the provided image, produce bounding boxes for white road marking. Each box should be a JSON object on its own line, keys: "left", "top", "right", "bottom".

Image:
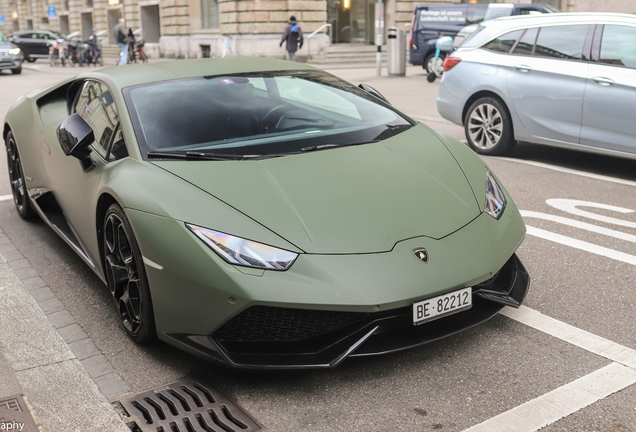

{"left": 546, "top": 198, "right": 636, "bottom": 228}
{"left": 463, "top": 362, "right": 636, "bottom": 432}
{"left": 501, "top": 306, "right": 636, "bottom": 369}
{"left": 0, "top": 195, "right": 13, "bottom": 202}
{"left": 463, "top": 197, "right": 636, "bottom": 431}
{"left": 142, "top": 256, "right": 163, "bottom": 270}
{"left": 521, "top": 210, "right": 636, "bottom": 244}
{"left": 498, "top": 158, "right": 636, "bottom": 187}
{"left": 525, "top": 225, "right": 636, "bottom": 266}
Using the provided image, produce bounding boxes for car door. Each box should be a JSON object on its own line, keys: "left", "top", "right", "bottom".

{"left": 37, "top": 32, "right": 55, "bottom": 56}
{"left": 13, "top": 32, "right": 36, "bottom": 58}
{"left": 43, "top": 80, "right": 128, "bottom": 266}
{"left": 502, "top": 24, "right": 591, "bottom": 144}
{"left": 580, "top": 24, "right": 636, "bottom": 154}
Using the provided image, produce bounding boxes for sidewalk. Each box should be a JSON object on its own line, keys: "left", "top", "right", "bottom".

{"left": 0, "top": 226, "right": 129, "bottom": 431}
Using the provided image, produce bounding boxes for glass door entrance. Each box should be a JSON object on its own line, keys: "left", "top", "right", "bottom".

{"left": 328, "top": 0, "right": 381, "bottom": 43}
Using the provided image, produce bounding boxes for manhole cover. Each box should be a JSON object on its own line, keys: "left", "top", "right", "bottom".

{"left": 0, "top": 395, "right": 39, "bottom": 432}
{"left": 117, "top": 378, "right": 263, "bottom": 432}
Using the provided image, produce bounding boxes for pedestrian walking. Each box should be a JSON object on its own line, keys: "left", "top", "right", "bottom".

{"left": 280, "top": 16, "right": 303, "bottom": 62}
{"left": 113, "top": 17, "right": 128, "bottom": 65}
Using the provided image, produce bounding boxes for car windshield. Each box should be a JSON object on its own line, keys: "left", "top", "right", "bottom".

{"left": 123, "top": 70, "right": 414, "bottom": 159}
{"left": 0, "top": 31, "right": 7, "bottom": 42}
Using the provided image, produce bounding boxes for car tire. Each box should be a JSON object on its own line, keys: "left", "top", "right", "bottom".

{"left": 26, "top": 58, "right": 36, "bottom": 63}
{"left": 5, "top": 131, "right": 34, "bottom": 219}
{"left": 423, "top": 53, "right": 435, "bottom": 73}
{"left": 10, "top": 66, "right": 22, "bottom": 75}
{"left": 464, "top": 97, "right": 516, "bottom": 156}
{"left": 103, "top": 203, "right": 156, "bottom": 343}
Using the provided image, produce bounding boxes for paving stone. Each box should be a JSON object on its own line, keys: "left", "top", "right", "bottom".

{"left": 94, "top": 372, "right": 131, "bottom": 402}
{"left": 14, "top": 267, "right": 38, "bottom": 280}
{"left": 3, "top": 251, "right": 24, "bottom": 262}
{"left": 21, "top": 277, "right": 47, "bottom": 290}
{"left": 68, "top": 338, "right": 101, "bottom": 360}
{"left": 38, "top": 297, "right": 65, "bottom": 314}
{"left": 8, "top": 258, "right": 30, "bottom": 270}
{"left": 29, "top": 287, "right": 56, "bottom": 302}
{"left": 48, "top": 310, "right": 75, "bottom": 329}
{"left": 0, "top": 244, "right": 17, "bottom": 254}
{"left": 81, "top": 354, "right": 115, "bottom": 379}
{"left": 57, "top": 323, "right": 88, "bottom": 344}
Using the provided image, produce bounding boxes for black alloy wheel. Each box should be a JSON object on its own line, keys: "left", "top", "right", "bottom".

{"left": 6, "top": 131, "right": 34, "bottom": 219}
{"left": 103, "top": 204, "right": 156, "bottom": 342}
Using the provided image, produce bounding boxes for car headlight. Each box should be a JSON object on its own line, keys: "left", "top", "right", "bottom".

{"left": 186, "top": 224, "right": 298, "bottom": 271}
{"left": 485, "top": 168, "right": 507, "bottom": 220}
{"left": 9, "top": 48, "right": 20, "bottom": 55}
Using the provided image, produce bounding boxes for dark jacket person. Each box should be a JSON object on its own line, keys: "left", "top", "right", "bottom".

{"left": 280, "top": 16, "right": 303, "bottom": 62}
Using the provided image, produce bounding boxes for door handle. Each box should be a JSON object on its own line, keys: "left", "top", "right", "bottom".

{"left": 513, "top": 64, "right": 532, "bottom": 72}
{"left": 591, "top": 76, "right": 615, "bottom": 86}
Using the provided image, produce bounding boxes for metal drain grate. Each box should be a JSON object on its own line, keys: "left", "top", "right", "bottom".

{"left": 0, "top": 395, "right": 39, "bottom": 432}
{"left": 117, "top": 378, "right": 263, "bottom": 432}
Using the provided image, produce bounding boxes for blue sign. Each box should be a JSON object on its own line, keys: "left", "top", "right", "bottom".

{"left": 0, "top": 15, "right": 5, "bottom": 25}
{"left": 47, "top": 6, "right": 56, "bottom": 18}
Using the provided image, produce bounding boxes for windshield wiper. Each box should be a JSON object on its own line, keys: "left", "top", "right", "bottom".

{"left": 147, "top": 151, "right": 260, "bottom": 161}
{"left": 300, "top": 140, "right": 380, "bottom": 153}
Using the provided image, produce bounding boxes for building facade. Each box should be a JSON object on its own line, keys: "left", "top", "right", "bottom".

{"left": 0, "top": 0, "right": 633, "bottom": 60}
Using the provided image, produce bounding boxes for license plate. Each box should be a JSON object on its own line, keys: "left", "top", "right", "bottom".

{"left": 413, "top": 287, "right": 472, "bottom": 325}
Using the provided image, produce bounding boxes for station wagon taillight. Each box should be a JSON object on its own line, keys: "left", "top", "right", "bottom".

{"left": 443, "top": 57, "right": 461, "bottom": 72}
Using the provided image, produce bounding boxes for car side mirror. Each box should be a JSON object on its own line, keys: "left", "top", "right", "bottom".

{"left": 56, "top": 113, "right": 96, "bottom": 172}
{"left": 358, "top": 84, "right": 390, "bottom": 104}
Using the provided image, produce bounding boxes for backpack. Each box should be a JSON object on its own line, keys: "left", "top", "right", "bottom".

{"left": 291, "top": 24, "right": 300, "bottom": 35}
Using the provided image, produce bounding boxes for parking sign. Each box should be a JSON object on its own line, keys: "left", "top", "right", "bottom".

{"left": 47, "top": 6, "right": 56, "bottom": 18}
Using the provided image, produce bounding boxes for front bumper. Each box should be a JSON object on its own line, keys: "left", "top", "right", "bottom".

{"left": 0, "top": 55, "right": 21, "bottom": 70}
{"left": 160, "top": 253, "right": 529, "bottom": 368}
{"left": 127, "top": 194, "right": 527, "bottom": 369}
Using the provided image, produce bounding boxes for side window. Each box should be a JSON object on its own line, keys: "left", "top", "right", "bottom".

{"left": 74, "top": 81, "right": 127, "bottom": 161}
{"left": 599, "top": 25, "right": 636, "bottom": 69}
{"left": 483, "top": 30, "right": 523, "bottom": 53}
{"left": 511, "top": 27, "right": 538, "bottom": 56}
{"left": 533, "top": 25, "right": 589, "bottom": 60}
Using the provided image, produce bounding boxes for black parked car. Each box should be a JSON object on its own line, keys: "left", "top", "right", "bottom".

{"left": 8, "top": 30, "right": 69, "bottom": 62}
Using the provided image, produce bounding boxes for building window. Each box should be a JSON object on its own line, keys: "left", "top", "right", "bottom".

{"left": 201, "top": 0, "right": 219, "bottom": 29}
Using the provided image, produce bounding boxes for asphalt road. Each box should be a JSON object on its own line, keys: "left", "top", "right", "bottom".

{"left": 1, "top": 61, "right": 635, "bottom": 432}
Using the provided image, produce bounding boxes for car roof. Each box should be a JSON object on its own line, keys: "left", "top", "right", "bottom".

{"left": 78, "top": 57, "right": 320, "bottom": 90}
{"left": 461, "top": 12, "right": 636, "bottom": 48}
{"left": 12, "top": 30, "right": 56, "bottom": 35}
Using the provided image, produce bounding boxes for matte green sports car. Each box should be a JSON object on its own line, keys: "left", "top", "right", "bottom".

{"left": 4, "top": 58, "right": 528, "bottom": 368}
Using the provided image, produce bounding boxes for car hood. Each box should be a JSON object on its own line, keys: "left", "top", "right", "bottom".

{"left": 151, "top": 125, "right": 481, "bottom": 254}
{"left": 0, "top": 41, "right": 17, "bottom": 50}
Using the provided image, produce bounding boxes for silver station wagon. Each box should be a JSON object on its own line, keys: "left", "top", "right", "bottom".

{"left": 437, "top": 13, "right": 636, "bottom": 158}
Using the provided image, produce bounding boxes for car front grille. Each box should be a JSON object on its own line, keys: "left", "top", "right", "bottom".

{"left": 213, "top": 305, "right": 369, "bottom": 342}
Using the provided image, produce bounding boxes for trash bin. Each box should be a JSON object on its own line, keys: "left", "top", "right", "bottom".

{"left": 387, "top": 27, "right": 406, "bottom": 77}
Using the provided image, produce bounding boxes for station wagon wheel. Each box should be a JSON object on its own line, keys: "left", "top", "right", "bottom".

{"left": 464, "top": 97, "right": 515, "bottom": 156}
{"left": 5, "top": 131, "right": 34, "bottom": 219}
{"left": 103, "top": 204, "right": 156, "bottom": 342}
